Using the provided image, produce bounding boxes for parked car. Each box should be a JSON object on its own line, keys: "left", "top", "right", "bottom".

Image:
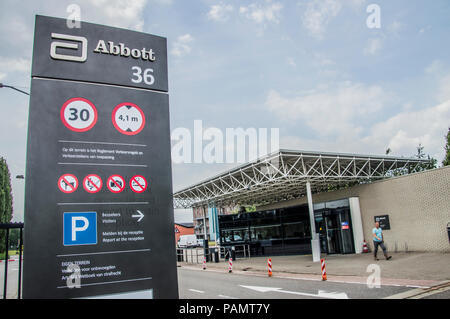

{"left": 177, "top": 234, "right": 199, "bottom": 248}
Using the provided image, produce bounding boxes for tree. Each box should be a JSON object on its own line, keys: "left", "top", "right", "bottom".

{"left": 0, "top": 157, "right": 13, "bottom": 254}
{"left": 443, "top": 128, "right": 450, "bottom": 166}
{"left": 414, "top": 144, "right": 437, "bottom": 171}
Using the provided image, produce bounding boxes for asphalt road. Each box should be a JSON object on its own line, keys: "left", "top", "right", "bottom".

{"left": 0, "top": 259, "right": 21, "bottom": 299}
{"left": 1, "top": 261, "right": 444, "bottom": 299}
{"left": 177, "top": 267, "right": 414, "bottom": 299}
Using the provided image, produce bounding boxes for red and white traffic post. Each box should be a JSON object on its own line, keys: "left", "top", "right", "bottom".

{"left": 268, "top": 258, "right": 273, "bottom": 277}
{"left": 321, "top": 258, "right": 327, "bottom": 281}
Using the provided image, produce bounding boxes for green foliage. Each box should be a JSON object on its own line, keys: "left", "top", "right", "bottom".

{"left": 0, "top": 157, "right": 13, "bottom": 254}
{"left": 414, "top": 144, "right": 438, "bottom": 172}
{"left": 245, "top": 205, "right": 257, "bottom": 213}
{"left": 443, "top": 128, "right": 450, "bottom": 166}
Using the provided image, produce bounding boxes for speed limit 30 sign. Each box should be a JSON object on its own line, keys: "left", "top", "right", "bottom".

{"left": 61, "top": 97, "right": 98, "bottom": 132}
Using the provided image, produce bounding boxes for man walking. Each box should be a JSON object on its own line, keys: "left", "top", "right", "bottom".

{"left": 373, "top": 222, "right": 392, "bottom": 261}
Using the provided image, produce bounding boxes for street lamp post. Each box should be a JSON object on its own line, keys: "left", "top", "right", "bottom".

{"left": 0, "top": 83, "right": 29, "bottom": 96}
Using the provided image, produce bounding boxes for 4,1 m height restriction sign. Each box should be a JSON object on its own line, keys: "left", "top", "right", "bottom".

{"left": 112, "top": 102, "right": 146, "bottom": 136}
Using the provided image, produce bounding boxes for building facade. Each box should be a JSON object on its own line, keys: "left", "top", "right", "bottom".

{"left": 176, "top": 151, "right": 449, "bottom": 255}
{"left": 174, "top": 222, "right": 194, "bottom": 245}
{"left": 255, "top": 166, "right": 450, "bottom": 253}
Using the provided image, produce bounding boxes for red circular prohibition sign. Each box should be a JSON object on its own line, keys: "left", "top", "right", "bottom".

{"left": 58, "top": 174, "right": 79, "bottom": 194}
{"left": 83, "top": 174, "right": 103, "bottom": 194}
{"left": 111, "top": 102, "right": 146, "bottom": 136}
{"left": 107, "top": 175, "right": 126, "bottom": 194}
{"left": 60, "top": 97, "right": 98, "bottom": 132}
{"left": 130, "top": 175, "right": 148, "bottom": 193}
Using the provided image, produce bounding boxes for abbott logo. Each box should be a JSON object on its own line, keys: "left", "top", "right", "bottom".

{"left": 50, "top": 33, "right": 87, "bottom": 62}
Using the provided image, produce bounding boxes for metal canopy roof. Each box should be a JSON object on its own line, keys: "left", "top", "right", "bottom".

{"left": 173, "top": 149, "right": 430, "bottom": 209}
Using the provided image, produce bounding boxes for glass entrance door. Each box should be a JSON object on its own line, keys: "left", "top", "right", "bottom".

{"left": 315, "top": 208, "right": 355, "bottom": 255}
{"left": 324, "top": 213, "right": 342, "bottom": 254}
{"left": 337, "top": 208, "right": 355, "bottom": 254}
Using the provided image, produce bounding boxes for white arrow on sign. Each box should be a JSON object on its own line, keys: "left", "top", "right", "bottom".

{"left": 239, "top": 285, "right": 349, "bottom": 299}
{"left": 132, "top": 210, "right": 144, "bottom": 222}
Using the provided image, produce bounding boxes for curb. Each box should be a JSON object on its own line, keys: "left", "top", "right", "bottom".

{"left": 384, "top": 280, "right": 450, "bottom": 299}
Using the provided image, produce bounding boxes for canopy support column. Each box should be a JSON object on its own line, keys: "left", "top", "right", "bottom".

{"left": 306, "top": 182, "right": 321, "bottom": 262}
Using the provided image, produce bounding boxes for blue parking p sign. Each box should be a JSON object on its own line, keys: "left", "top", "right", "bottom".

{"left": 63, "top": 212, "right": 97, "bottom": 246}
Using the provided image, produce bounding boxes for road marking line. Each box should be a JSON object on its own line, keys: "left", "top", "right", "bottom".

{"left": 189, "top": 289, "right": 205, "bottom": 294}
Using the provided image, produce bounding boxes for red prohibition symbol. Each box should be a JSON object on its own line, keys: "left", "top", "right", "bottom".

{"left": 130, "top": 175, "right": 148, "bottom": 193}
{"left": 61, "top": 97, "right": 98, "bottom": 132}
{"left": 83, "top": 174, "right": 103, "bottom": 194}
{"left": 112, "top": 102, "right": 146, "bottom": 136}
{"left": 58, "top": 174, "right": 79, "bottom": 194}
{"left": 107, "top": 175, "right": 126, "bottom": 193}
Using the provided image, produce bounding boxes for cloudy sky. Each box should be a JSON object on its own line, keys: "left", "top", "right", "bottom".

{"left": 1, "top": 0, "right": 449, "bottom": 222}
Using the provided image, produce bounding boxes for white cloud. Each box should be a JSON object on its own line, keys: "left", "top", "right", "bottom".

{"left": 387, "top": 20, "right": 404, "bottom": 36}
{"left": 437, "top": 74, "right": 450, "bottom": 103}
{"left": 0, "top": 57, "right": 31, "bottom": 80}
{"left": 88, "top": 0, "right": 148, "bottom": 31}
{"left": 267, "top": 85, "right": 450, "bottom": 161}
{"left": 239, "top": 1, "right": 283, "bottom": 24}
{"left": 286, "top": 57, "right": 296, "bottom": 67}
{"left": 301, "top": 0, "right": 366, "bottom": 39}
{"left": 367, "top": 100, "right": 450, "bottom": 160}
{"left": 171, "top": 34, "right": 194, "bottom": 57}
{"left": 207, "top": 3, "right": 234, "bottom": 22}
{"left": 302, "top": 0, "right": 342, "bottom": 39}
{"left": 425, "top": 60, "right": 444, "bottom": 75}
{"left": 364, "top": 38, "right": 383, "bottom": 55}
{"left": 266, "top": 82, "right": 387, "bottom": 136}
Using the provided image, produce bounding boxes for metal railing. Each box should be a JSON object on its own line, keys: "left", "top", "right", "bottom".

{"left": 1, "top": 223, "right": 24, "bottom": 299}
{"left": 220, "top": 244, "right": 251, "bottom": 260}
{"left": 176, "top": 248, "right": 211, "bottom": 264}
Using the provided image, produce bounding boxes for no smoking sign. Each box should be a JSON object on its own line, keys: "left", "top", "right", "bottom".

{"left": 61, "top": 97, "right": 98, "bottom": 132}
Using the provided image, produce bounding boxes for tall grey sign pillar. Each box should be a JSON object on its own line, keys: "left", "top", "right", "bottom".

{"left": 23, "top": 15, "right": 178, "bottom": 298}
{"left": 306, "top": 182, "right": 320, "bottom": 262}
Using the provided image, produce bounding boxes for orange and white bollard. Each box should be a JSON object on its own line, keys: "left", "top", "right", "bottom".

{"left": 268, "top": 258, "right": 272, "bottom": 277}
{"left": 202, "top": 257, "right": 206, "bottom": 270}
{"left": 362, "top": 240, "right": 369, "bottom": 253}
{"left": 321, "top": 258, "right": 327, "bottom": 281}
{"left": 228, "top": 258, "right": 233, "bottom": 273}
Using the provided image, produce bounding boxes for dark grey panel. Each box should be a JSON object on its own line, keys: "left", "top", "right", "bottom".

{"left": 32, "top": 15, "right": 168, "bottom": 92}
{"left": 23, "top": 78, "right": 178, "bottom": 299}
